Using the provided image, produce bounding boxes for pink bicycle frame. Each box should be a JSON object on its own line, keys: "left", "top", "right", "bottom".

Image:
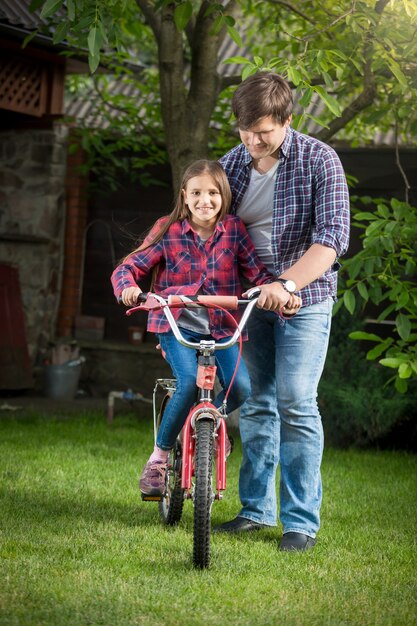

{"left": 127, "top": 290, "right": 261, "bottom": 499}
{"left": 182, "top": 394, "right": 227, "bottom": 500}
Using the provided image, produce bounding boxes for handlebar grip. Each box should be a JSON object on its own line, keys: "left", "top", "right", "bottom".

{"left": 246, "top": 287, "right": 261, "bottom": 300}
{"left": 167, "top": 295, "right": 239, "bottom": 310}
{"left": 118, "top": 292, "right": 147, "bottom": 305}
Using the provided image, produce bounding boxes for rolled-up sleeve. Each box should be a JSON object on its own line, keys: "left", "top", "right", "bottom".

{"left": 313, "top": 149, "right": 350, "bottom": 257}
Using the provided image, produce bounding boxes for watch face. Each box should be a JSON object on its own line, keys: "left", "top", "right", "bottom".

{"left": 285, "top": 280, "right": 296, "bottom": 293}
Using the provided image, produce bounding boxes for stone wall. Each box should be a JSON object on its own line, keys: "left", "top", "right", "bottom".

{"left": 0, "top": 126, "right": 68, "bottom": 363}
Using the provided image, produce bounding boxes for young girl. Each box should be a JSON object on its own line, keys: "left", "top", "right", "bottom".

{"left": 111, "top": 160, "right": 277, "bottom": 497}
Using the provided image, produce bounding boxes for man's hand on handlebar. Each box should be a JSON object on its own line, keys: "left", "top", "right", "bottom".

{"left": 121, "top": 286, "right": 142, "bottom": 306}
{"left": 281, "top": 294, "right": 302, "bottom": 317}
{"left": 242, "top": 283, "right": 302, "bottom": 316}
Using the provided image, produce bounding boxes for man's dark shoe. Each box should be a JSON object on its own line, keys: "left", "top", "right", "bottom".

{"left": 213, "top": 516, "right": 266, "bottom": 533}
{"left": 280, "top": 532, "right": 316, "bottom": 552}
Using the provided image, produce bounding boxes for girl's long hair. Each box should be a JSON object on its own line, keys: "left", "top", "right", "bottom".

{"left": 123, "top": 160, "right": 232, "bottom": 260}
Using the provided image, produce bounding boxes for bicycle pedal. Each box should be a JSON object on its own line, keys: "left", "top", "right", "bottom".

{"left": 141, "top": 494, "right": 163, "bottom": 502}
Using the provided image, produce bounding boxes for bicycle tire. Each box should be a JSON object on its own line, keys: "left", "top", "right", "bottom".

{"left": 157, "top": 393, "right": 184, "bottom": 525}
{"left": 193, "top": 417, "right": 215, "bottom": 569}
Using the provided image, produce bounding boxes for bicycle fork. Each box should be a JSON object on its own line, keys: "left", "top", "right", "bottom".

{"left": 181, "top": 353, "right": 228, "bottom": 499}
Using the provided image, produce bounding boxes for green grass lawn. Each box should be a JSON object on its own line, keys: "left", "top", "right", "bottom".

{"left": 0, "top": 409, "right": 416, "bottom": 626}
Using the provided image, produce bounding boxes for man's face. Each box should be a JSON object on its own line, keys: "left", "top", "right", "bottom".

{"left": 239, "top": 115, "right": 291, "bottom": 160}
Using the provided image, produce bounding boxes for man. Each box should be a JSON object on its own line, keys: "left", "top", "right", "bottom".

{"left": 216, "top": 72, "right": 350, "bottom": 551}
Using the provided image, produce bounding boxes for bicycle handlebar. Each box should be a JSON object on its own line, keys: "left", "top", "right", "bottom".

{"left": 126, "top": 288, "right": 261, "bottom": 351}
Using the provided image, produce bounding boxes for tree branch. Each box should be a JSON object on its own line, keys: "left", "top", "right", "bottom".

{"left": 394, "top": 119, "right": 411, "bottom": 203}
{"left": 91, "top": 77, "right": 165, "bottom": 147}
{"left": 135, "top": 0, "right": 161, "bottom": 39}
{"left": 265, "top": 0, "right": 317, "bottom": 26}
{"left": 301, "top": 2, "right": 357, "bottom": 41}
{"left": 316, "top": 0, "right": 390, "bottom": 142}
{"left": 315, "top": 73, "right": 376, "bottom": 142}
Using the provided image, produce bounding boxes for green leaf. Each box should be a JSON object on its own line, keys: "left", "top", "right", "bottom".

{"left": 398, "top": 363, "right": 412, "bottom": 379}
{"left": 52, "top": 21, "right": 69, "bottom": 44}
{"left": 364, "top": 258, "right": 374, "bottom": 275}
{"left": 396, "top": 313, "right": 411, "bottom": 340}
{"left": 89, "top": 53, "right": 100, "bottom": 74}
{"left": 386, "top": 58, "right": 408, "bottom": 87}
{"left": 343, "top": 290, "right": 356, "bottom": 314}
{"left": 379, "top": 357, "right": 403, "bottom": 368}
{"left": 349, "top": 331, "right": 382, "bottom": 342}
{"left": 322, "top": 71, "right": 334, "bottom": 89}
{"left": 357, "top": 282, "right": 369, "bottom": 302}
{"left": 366, "top": 339, "right": 393, "bottom": 360}
{"left": 291, "top": 113, "right": 305, "bottom": 131}
{"left": 204, "top": 3, "right": 224, "bottom": 17}
{"left": 298, "top": 87, "right": 313, "bottom": 108}
{"left": 347, "top": 256, "right": 363, "bottom": 280}
{"left": 287, "top": 66, "right": 302, "bottom": 86}
{"left": 174, "top": 1, "right": 193, "bottom": 32}
{"left": 305, "top": 113, "right": 329, "bottom": 129}
{"left": 67, "top": 0, "right": 75, "bottom": 21}
{"left": 376, "top": 203, "right": 390, "bottom": 218}
{"left": 22, "top": 31, "right": 38, "bottom": 48}
{"left": 332, "top": 298, "right": 343, "bottom": 316}
{"left": 226, "top": 25, "right": 243, "bottom": 48}
{"left": 314, "top": 85, "right": 342, "bottom": 117}
{"left": 355, "top": 211, "right": 376, "bottom": 220}
{"left": 210, "top": 14, "right": 223, "bottom": 35}
{"left": 395, "top": 377, "right": 408, "bottom": 393}
{"left": 242, "top": 65, "right": 256, "bottom": 81}
{"left": 40, "top": 0, "right": 64, "bottom": 19}
{"left": 222, "top": 56, "right": 251, "bottom": 65}
{"left": 396, "top": 291, "right": 410, "bottom": 309}
{"left": 88, "top": 27, "right": 103, "bottom": 59}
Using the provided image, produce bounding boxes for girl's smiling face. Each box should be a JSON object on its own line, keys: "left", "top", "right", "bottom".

{"left": 183, "top": 173, "right": 223, "bottom": 230}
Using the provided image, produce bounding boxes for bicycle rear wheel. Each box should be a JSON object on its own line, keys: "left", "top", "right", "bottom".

{"left": 157, "top": 393, "right": 185, "bottom": 525}
{"left": 193, "top": 417, "right": 215, "bottom": 569}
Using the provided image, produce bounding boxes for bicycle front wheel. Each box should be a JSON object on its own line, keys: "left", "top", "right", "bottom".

{"left": 193, "top": 417, "right": 215, "bottom": 569}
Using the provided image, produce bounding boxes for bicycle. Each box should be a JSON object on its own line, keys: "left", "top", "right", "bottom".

{"left": 125, "top": 288, "right": 261, "bottom": 568}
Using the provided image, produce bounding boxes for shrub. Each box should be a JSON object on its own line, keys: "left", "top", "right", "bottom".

{"left": 335, "top": 197, "right": 417, "bottom": 393}
{"left": 319, "top": 308, "right": 417, "bottom": 449}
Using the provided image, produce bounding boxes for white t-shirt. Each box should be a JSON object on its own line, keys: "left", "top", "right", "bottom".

{"left": 237, "top": 161, "right": 279, "bottom": 273}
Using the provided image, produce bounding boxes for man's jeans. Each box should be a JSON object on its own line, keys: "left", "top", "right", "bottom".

{"left": 157, "top": 328, "right": 251, "bottom": 451}
{"left": 238, "top": 298, "right": 333, "bottom": 537}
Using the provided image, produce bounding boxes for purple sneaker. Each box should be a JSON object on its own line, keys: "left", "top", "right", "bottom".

{"left": 139, "top": 460, "right": 167, "bottom": 496}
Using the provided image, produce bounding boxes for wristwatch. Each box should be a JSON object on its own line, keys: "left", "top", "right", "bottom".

{"left": 276, "top": 278, "right": 297, "bottom": 294}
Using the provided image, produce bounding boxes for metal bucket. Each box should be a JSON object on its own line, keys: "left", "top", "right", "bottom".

{"left": 43, "top": 358, "right": 83, "bottom": 400}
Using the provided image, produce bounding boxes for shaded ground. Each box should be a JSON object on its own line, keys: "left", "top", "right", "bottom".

{"left": 0, "top": 390, "right": 152, "bottom": 422}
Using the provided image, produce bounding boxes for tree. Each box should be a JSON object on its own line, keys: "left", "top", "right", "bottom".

{"left": 31, "top": 0, "right": 417, "bottom": 186}
{"left": 31, "top": 0, "right": 417, "bottom": 393}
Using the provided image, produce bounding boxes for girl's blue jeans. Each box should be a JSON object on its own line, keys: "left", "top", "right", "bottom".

{"left": 156, "top": 328, "right": 251, "bottom": 450}
{"left": 238, "top": 298, "right": 333, "bottom": 538}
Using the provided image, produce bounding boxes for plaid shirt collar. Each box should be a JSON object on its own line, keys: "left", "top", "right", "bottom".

{"left": 181, "top": 217, "right": 226, "bottom": 236}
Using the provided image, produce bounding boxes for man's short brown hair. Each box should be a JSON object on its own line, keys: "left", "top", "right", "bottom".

{"left": 232, "top": 72, "right": 294, "bottom": 129}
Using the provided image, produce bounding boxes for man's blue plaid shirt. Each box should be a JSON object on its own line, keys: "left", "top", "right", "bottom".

{"left": 220, "top": 127, "right": 350, "bottom": 307}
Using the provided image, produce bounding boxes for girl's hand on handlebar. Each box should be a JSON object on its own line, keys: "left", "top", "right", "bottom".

{"left": 121, "top": 287, "right": 142, "bottom": 306}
